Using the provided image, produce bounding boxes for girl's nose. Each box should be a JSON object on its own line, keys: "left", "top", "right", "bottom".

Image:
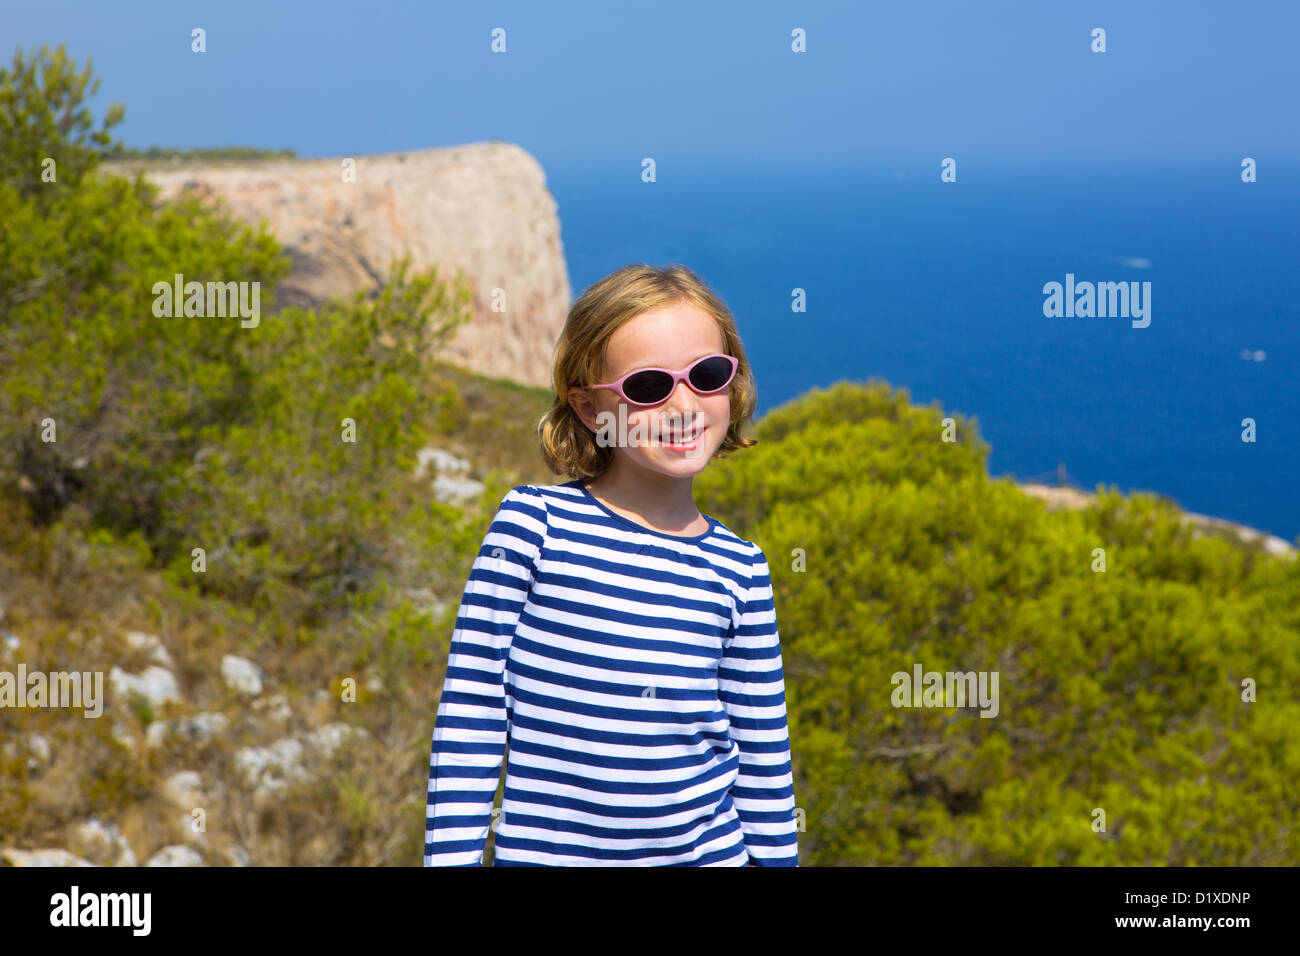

{"left": 659, "top": 381, "right": 702, "bottom": 424}
{"left": 666, "top": 379, "right": 702, "bottom": 408}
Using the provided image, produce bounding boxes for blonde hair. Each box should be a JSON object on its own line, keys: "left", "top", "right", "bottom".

{"left": 538, "top": 263, "right": 758, "bottom": 479}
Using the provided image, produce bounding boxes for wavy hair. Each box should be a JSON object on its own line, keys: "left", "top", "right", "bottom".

{"left": 538, "top": 263, "right": 758, "bottom": 479}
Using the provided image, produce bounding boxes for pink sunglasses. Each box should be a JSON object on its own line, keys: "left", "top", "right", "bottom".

{"left": 587, "top": 353, "right": 738, "bottom": 407}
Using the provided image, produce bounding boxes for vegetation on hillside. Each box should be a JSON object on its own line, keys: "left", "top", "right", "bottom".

{"left": 104, "top": 145, "right": 298, "bottom": 162}
{"left": 2, "top": 45, "right": 1297, "bottom": 866}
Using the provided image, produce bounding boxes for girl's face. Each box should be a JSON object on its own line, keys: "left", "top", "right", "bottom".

{"left": 570, "top": 301, "right": 733, "bottom": 479}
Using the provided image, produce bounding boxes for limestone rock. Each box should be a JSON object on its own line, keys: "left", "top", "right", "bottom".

{"left": 145, "top": 845, "right": 203, "bottom": 867}
{"left": 69, "top": 819, "right": 137, "bottom": 867}
{"left": 416, "top": 445, "right": 485, "bottom": 503}
{"left": 304, "top": 722, "right": 368, "bottom": 756}
{"left": 24, "top": 733, "right": 50, "bottom": 768}
{"left": 2, "top": 848, "right": 95, "bottom": 866}
{"left": 161, "top": 771, "right": 205, "bottom": 811}
{"left": 252, "top": 692, "right": 292, "bottom": 723}
{"left": 109, "top": 665, "right": 181, "bottom": 709}
{"left": 233, "top": 738, "right": 308, "bottom": 799}
{"left": 110, "top": 720, "right": 138, "bottom": 750}
{"left": 432, "top": 473, "right": 486, "bottom": 504}
{"left": 103, "top": 142, "right": 570, "bottom": 387}
{"left": 221, "top": 654, "right": 264, "bottom": 697}
{"left": 416, "top": 447, "right": 472, "bottom": 476}
{"left": 232, "top": 725, "right": 368, "bottom": 803}
{"left": 146, "top": 711, "right": 229, "bottom": 749}
{"left": 125, "top": 630, "right": 175, "bottom": 669}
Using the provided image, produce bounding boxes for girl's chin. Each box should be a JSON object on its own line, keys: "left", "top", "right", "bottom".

{"left": 647, "top": 449, "right": 714, "bottom": 472}
{"left": 625, "top": 447, "right": 712, "bottom": 474}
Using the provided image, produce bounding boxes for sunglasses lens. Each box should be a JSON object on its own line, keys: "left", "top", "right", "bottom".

{"left": 689, "top": 356, "right": 734, "bottom": 392}
{"left": 622, "top": 370, "right": 674, "bottom": 404}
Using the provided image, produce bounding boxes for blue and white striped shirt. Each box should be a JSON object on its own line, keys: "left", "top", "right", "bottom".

{"left": 424, "top": 479, "right": 798, "bottom": 866}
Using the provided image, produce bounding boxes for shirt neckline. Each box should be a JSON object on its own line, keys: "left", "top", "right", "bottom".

{"left": 569, "top": 480, "right": 717, "bottom": 543}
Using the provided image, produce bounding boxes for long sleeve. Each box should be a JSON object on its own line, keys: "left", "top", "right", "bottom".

{"left": 424, "top": 485, "right": 547, "bottom": 866}
{"left": 720, "top": 544, "right": 798, "bottom": 866}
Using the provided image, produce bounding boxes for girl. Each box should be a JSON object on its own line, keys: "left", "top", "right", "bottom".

{"left": 424, "top": 263, "right": 797, "bottom": 866}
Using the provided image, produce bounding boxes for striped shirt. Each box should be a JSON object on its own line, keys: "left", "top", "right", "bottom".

{"left": 424, "top": 479, "right": 798, "bottom": 866}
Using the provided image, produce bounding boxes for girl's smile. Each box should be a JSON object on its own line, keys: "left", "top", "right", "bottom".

{"left": 657, "top": 423, "right": 706, "bottom": 453}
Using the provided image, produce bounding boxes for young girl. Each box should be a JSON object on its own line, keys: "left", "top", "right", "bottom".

{"left": 424, "top": 264, "right": 797, "bottom": 866}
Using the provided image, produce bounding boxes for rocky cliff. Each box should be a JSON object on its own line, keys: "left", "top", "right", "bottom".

{"left": 104, "top": 142, "right": 570, "bottom": 387}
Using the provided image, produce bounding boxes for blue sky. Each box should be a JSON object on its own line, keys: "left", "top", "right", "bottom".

{"left": 4, "top": 0, "right": 1298, "bottom": 169}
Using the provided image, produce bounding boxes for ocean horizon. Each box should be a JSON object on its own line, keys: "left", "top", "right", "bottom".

{"left": 546, "top": 159, "right": 1300, "bottom": 545}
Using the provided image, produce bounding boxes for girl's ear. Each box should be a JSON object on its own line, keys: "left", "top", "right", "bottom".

{"left": 567, "top": 386, "right": 597, "bottom": 431}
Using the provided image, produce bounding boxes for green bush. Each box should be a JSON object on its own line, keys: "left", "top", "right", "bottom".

{"left": 0, "top": 44, "right": 122, "bottom": 203}
{"left": 696, "top": 382, "right": 1300, "bottom": 865}
{"left": 156, "top": 258, "right": 471, "bottom": 620}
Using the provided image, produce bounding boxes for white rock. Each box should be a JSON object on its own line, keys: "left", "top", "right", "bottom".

{"left": 162, "top": 771, "right": 204, "bottom": 810}
{"left": 144, "top": 722, "right": 168, "bottom": 749}
{"left": 305, "top": 722, "right": 369, "bottom": 756}
{"left": 181, "top": 712, "right": 229, "bottom": 741}
{"left": 71, "top": 819, "right": 136, "bottom": 867}
{"left": 2, "top": 848, "right": 95, "bottom": 867}
{"left": 110, "top": 720, "right": 138, "bottom": 749}
{"left": 415, "top": 447, "right": 471, "bottom": 476}
{"left": 233, "top": 738, "right": 307, "bottom": 796}
{"left": 432, "top": 473, "right": 485, "bottom": 504}
{"left": 109, "top": 665, "right": 181, "bottom": 708}
{"left": 125, "top": 630, "right": 175, "bottom": 669}
{"left": 145, "top": 845, "right": 203, "bottom": 867}
{"left": 221, "top": 654, "right": 264, "bottom": 697}
{"left": 72, "top": 819, "right": 114, "bottom": 851}
{"left": 26, "top": 733, "right": 51, "bottom": 765}
{"left": 253, "top": 692, "right": 292, "bottom": 722}
{"left": 145, "top": 711, "right": 228, "bottom": 749}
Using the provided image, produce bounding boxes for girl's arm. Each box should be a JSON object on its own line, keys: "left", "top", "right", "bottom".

{"left": 720, "top": 544, "right": 799, "bottom": 866}
{"left": 424, "top": 485, "right": 547, "bottom": 866}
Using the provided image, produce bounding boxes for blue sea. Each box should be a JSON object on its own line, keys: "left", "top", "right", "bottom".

{"left": 546, "top": 160, "right": 1300, "bottom": 545}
